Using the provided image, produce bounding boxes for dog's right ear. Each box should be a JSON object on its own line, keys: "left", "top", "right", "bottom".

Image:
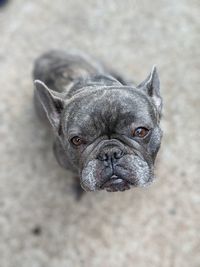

{"left": 137, "top": 66, "right": 162, "bottom": 120}
{"left": 34, "top": 80, "right": 65, "bottom": 132}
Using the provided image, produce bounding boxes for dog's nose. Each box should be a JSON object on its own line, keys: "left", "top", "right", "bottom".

{"left": 98, "top": 147, "right": 124, "bottom": 164}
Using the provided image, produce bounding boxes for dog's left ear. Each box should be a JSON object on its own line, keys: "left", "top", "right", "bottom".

{"left": 34, "top": 80, "right": 65, "bottom": 133}
{"left": 137, "top": 66, "right": 162, "bottom": 118}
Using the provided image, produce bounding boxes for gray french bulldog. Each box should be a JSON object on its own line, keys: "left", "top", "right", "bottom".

{"left": 33, "top": 50, "right": 163, "bottom": 193}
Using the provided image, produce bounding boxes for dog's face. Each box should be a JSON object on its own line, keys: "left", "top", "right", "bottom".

{"left": 35, "top": 67, "right": 163, "bottom": 192}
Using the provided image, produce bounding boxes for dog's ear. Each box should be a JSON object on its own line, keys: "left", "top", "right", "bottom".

{"left": 137, "top": 66, "right": 162, "bottom": 117}
{"left": 34, "top": 80, "right": 65, "bottom": 132}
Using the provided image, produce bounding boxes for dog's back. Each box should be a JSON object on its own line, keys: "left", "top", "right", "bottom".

{"left": 33, "top": 50, "right": 106, "bottom": 92}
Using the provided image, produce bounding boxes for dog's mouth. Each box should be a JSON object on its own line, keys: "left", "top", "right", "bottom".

{"left": 101, "top": 175, "right": 131, "bottom": 192}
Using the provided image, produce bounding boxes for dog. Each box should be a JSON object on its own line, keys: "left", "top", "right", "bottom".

{"left": 33, "top": 50, "right": 163, "bottom": 193}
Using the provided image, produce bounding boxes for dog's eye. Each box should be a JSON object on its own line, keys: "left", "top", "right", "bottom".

{"left": 133, "top": 127, "right": 149, "bottom": 138}
{"left": 70, "top": 136, "right": 83, "bottom": 146}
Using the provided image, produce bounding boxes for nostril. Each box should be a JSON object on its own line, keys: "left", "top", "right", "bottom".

{"left": 98, "top": 149, "right": 124, "bottom": 162}
{"left": 102, "top": 153, "right": 108, "bottom": 161}
{"left": 114, "top": 150, "right": 124, "bottom": 159}
{"left": 98, "top": 153, "right": 109, "bottom": 161}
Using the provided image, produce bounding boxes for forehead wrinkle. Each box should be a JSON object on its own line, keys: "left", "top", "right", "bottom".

{"left": 91, "top": 92, "right": 121, "bottom": 134}
{"left": 62, "top": 87, "right": 156, "bottom": 134}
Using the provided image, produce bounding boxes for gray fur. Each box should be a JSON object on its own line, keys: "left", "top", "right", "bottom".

{"left": 33, "top": 50, "right": 163, "bottom": 192}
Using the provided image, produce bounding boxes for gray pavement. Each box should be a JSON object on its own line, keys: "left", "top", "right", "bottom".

{"left": 0, "top": 0, "right": 199, "bottom": 266}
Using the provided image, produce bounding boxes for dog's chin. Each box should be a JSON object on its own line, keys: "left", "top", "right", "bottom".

{"left": 100, "top": 175, "right": 132, "bottom": 192}
{"left": 80, "top": 156, "right": 154, "bottom": 192}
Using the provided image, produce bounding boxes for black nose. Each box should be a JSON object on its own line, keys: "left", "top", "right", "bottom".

{"left": 98, "top": 147, "right": 124, "bottom": 164}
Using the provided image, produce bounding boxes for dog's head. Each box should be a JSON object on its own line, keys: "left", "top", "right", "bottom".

{"left": 35, "top": 66, "right": 163, "bottom": 192}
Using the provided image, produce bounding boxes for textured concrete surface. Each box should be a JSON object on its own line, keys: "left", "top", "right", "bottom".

{"left": 0, "top": 1, "right": 200, "bottom": 267}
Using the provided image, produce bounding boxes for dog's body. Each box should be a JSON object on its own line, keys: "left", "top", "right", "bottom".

{"left": 33, "top": 50, "right": 163, "bottom": 192}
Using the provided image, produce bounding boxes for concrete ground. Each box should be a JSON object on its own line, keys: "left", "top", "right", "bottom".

{"left": 0, "top": 0, "right": 199, "bottom": 266}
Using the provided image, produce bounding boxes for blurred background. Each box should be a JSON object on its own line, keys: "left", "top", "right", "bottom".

{"left": 0, "top": 0, "right": 199, "bottom": 266}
